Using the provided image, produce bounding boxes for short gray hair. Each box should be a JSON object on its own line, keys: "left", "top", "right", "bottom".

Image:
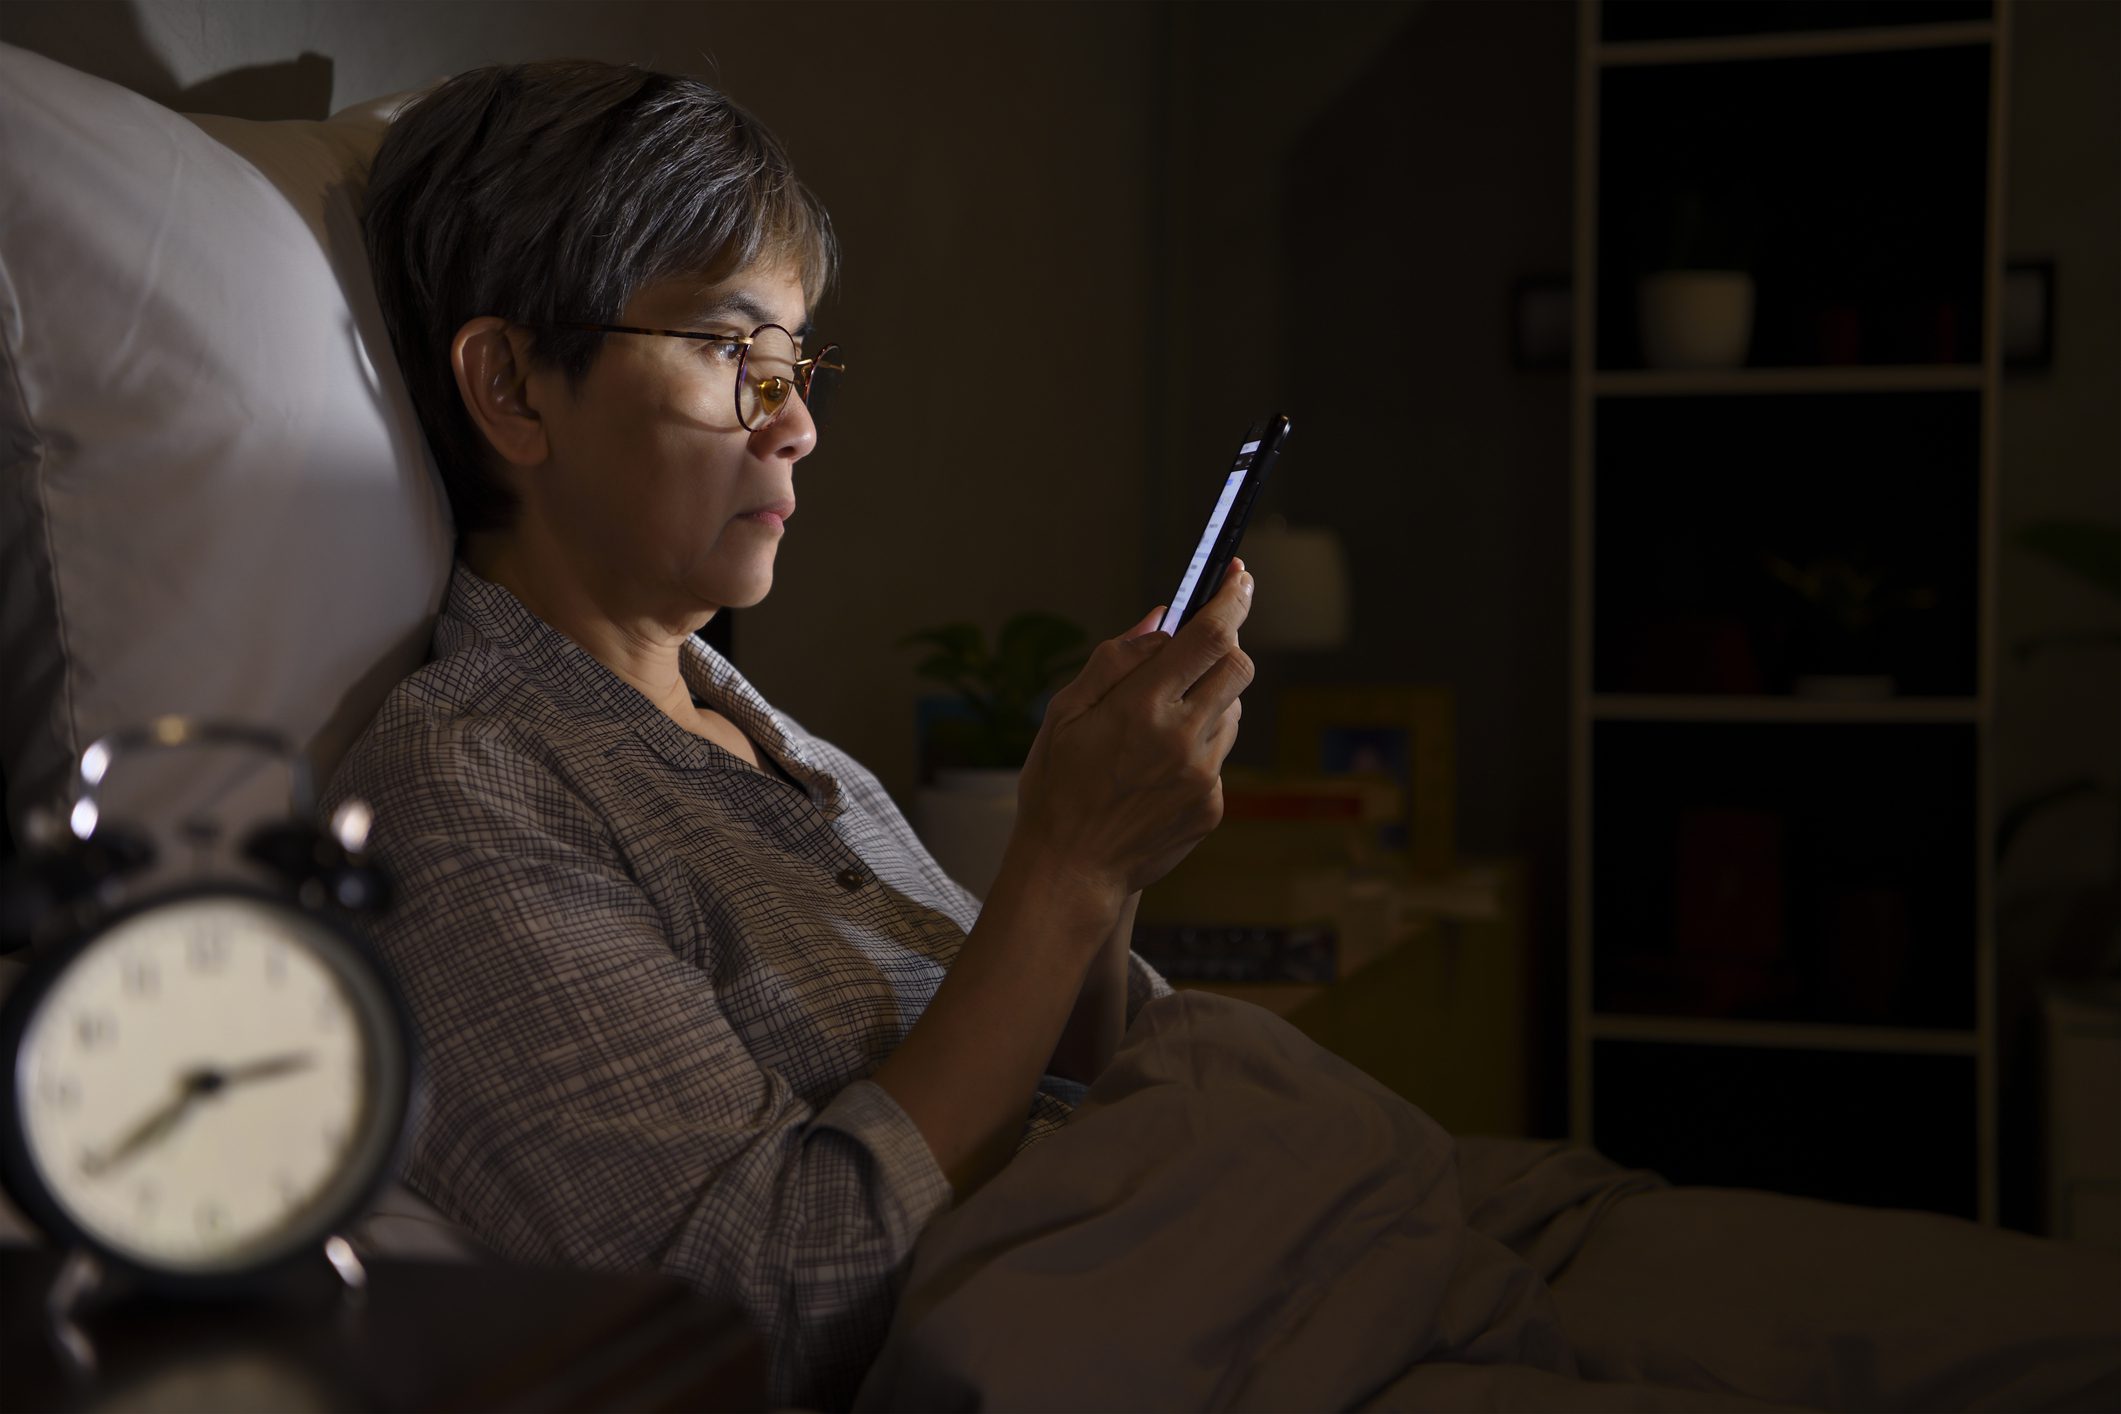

{"left": 363, "top": 60, "right": 837, "bottom": 535}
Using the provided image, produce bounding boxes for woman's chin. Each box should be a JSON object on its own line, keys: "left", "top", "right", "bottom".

{"left": 706, "top": 569, "right": 773, "bottom": 611}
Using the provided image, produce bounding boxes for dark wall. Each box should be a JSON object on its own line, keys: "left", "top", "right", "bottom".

{"left": 1148, "top": 1, "right": 1576, "bottom": 1130}
{"left": 1279, "top": 0, "right": 1578, "bottom": 1132}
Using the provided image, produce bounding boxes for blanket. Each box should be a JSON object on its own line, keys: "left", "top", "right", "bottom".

{"left": 857, "top": 991, "right": 1639, "bottom": 1410}
{"left": 856, "top": 992, "right": 2121, "bottom": 1413}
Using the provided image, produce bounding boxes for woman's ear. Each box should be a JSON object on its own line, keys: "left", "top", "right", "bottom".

{"left": 450, "top": 318, "right": 548, "bottom": 468}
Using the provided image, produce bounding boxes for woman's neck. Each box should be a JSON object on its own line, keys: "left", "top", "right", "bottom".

{"left": 464, "top": 524, "right": 711, "bottom": 733}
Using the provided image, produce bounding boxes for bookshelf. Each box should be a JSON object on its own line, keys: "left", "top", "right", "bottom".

{"left": 1569, "top": 1, "right": 2009, "bottom": 1221}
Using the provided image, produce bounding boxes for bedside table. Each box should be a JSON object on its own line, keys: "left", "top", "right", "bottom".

{"left": 1181, "top": 860, "right": 1529, "bottom": 1136}
{"left": 0, "top": 1246, "right": 767, "bottom": 1412}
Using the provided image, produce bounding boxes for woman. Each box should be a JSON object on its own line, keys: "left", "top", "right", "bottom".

{"left": 334, "top": 59, "right": 1251, "bottom": 1407}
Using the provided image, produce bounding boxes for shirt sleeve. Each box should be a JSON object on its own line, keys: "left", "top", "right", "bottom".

{"left": 1127, "top": 949, "right": 1175, "bottom": 1018}
{"left": 334, "top": 719, "right": 951, "bottom": 1410}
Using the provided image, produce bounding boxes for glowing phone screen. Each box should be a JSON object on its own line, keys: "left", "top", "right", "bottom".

{"left": 1159, "top": 438, "right": 1260, "bottom": 634}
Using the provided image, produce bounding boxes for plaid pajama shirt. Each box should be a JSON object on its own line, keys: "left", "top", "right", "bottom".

{"left": 324, "top": 564, "right": 1170, "bottom": 1409}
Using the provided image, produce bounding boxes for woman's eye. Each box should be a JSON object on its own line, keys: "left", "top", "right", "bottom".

{"left": 702, "top": 339, "right": 745, "bottom": 363}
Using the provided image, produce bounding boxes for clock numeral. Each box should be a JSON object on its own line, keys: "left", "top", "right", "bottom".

{"left": 265, "top": 945, "right": 288, "bottom": 986}
{"left": 195, "top": 1201, "right": 227, "bottom": 1236}
{"left": 186, "top": 930, "right": 229, "bottom": 974}
{"left": 322, "top": 1122, "right": 348, "bottom": 1153}
{"left": 74, "top": 1012, "right": 116, "bottom": 1051}
{"left": 275, "top": 1171, "right": 302, "bottom": 1210}
{"left": 38, "top": 1074, "right": 81, "bottom": 1112}
{"left": 135, "top": 1182, "right": 159, "bottom": 1212}
{"left": 121, "top": 956, "right": 160, "bottom": 998}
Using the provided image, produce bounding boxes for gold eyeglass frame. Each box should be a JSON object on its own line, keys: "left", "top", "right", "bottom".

{"left": 543, "top": 320, "right": 844, "bottom": 431}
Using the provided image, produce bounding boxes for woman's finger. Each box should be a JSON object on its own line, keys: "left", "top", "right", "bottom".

{"left": 1139, "top": 563, "right": 1252, "bottom": 704}
{"left": 1058, "top": 611, "right": 1171, "bottom": 707}
{"left": 1183, "top": 641, "right": 1254, "bottom": 723}
{"left": 1123, "top": 606, "right": 1168, "bottom": 641}
{"left": 1187, "top": 695, "right": 1241, "bottom": 768}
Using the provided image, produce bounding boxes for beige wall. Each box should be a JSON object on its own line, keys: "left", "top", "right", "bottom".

{"left": 1997, "top": 0, "right": 2121, "bottom": 898}
{"left": 1990, "top": 0, "right": 2121, "bottom": 1227}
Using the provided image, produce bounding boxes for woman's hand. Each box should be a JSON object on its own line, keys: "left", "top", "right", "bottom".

{"left": 876, "top": 568, "right": 1252, "bottom": 1191}
{"left": 1012, "top": 560, "right": 1254, "bottom": 906}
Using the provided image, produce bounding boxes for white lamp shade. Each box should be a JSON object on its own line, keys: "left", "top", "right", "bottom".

{"left": 1240, "top": 516, "right": 1352, "bottom": 650}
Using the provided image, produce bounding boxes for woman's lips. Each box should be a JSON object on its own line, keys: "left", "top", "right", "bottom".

{"left": 738, "top": 499, "right": 795, "bottom": 530}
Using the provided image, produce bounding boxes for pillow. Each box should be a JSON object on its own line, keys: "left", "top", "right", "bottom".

{"left": 0, "top": 44, "right": 452, "bottom": 839}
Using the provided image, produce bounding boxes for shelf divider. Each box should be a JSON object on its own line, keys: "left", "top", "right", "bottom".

{"left": 1598, "top": 21, "right": 1995, "bottom": 69}
{"left": 1590, "top": 1013, "right": 1981, "bottom": 1056}
{"left": 1591, "top": 695, "right": 1984, "bottom": 725}
{"left": 1593, "top": 366, "right": 1984, "bottom": 397}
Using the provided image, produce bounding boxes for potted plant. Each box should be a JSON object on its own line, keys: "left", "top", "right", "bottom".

{"left": 1761, "top": 551, "right": 1937, "bottom": 699}
{"left": 900, "top": 612, "right": 1087, "bottom": 898}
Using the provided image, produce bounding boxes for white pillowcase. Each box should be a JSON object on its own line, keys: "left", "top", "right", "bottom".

{"left": 0, "top": 44, "right": 451, "bottom": 839}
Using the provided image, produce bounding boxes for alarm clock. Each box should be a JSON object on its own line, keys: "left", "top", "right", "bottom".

{"left": 0, "top": 718, "right": 413, "bottom": 1292}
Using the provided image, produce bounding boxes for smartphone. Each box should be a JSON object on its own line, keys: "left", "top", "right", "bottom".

{"left": 1159, "top": 414, "right": 1291, "bottom": 634}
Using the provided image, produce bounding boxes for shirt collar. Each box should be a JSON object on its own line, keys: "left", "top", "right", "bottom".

{"left": 438, "top": 562, "right": 845, "bottom": 817}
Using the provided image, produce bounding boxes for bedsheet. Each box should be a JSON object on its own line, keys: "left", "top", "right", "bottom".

{"left": 855, "top": 991, "right": 2121, "bottom": 1412}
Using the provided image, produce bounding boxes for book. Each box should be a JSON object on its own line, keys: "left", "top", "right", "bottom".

{"left": 1131, "top": 922, "right": 1337, "bottom": 984}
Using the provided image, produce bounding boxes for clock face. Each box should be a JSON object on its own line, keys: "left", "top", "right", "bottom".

{"left": 8, "top": 893, "right": 405, "bottom": 1276}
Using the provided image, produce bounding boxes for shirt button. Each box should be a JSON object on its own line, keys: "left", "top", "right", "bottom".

{"left": 836, "top": 864, "right": 872, "bottom": 891}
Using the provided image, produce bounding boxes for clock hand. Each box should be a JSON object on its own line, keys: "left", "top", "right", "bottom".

{"left": 77, "top": 1054, "right": 315, "bottom": 1178}
{"left": 79, "top": 1070, "right": 216, "bottom": 1178}
{"left": 213, "top": 1052, "right": 317, "bottom": 1088}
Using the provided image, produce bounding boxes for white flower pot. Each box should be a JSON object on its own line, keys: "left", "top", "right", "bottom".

{"left": 1638, "top": 270, "right": 1755, "bottom": 370}
{"left": 911, "top": 768, "right": 1019, "bottom": 901}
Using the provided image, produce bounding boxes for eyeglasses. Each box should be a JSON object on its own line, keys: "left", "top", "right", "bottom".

{"left": 543, "top": 321, "right": 844, "bottom": 431}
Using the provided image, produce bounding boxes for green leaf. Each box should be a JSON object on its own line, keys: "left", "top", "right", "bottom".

{"left": 912, "top": 652, "right": 970, "bottom": 681}
{"left": 899, "top": 622, "right": 985, "bottom": 658}
{"left": 997, "top": 612, "right": 1087, "bottom": 667}
{"left": 906, "top": 612, "right": 1086, "bottom": 768}
{"left": 900, "top": 622, "right": 990, "bottom": 688}
{"left": 993, "top": 613, "right": 1088, "bottom": 711}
